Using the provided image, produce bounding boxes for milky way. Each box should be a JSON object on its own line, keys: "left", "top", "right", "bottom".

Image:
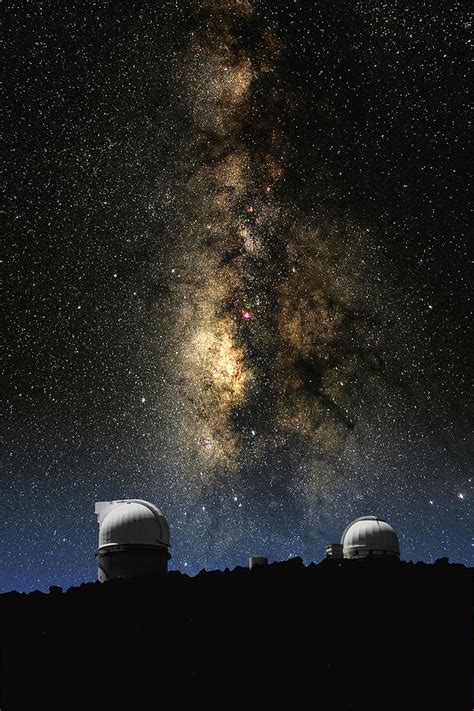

{"left": 156, "top": 1, "right": 405, "bottom": 548}
{"left": 164, "top": 5, "right": 365, "bottom": 464}
{"left": 3, "top": 0, "right": 472, "bottom": 588}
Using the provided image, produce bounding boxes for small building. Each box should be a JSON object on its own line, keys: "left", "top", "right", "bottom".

{"left": 95, "top": 499, "right": 171, "bottom": 582}
{"left": 249, "top": 556, "right": 268, "bottom": 569}
{"left": 325, "top": 543, "right": 343, "bottom": 559}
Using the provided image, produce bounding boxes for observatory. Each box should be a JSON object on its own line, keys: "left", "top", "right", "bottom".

{"left": 95, "top": 499, "right": 170, "bottom": 582}
{"left": 326, "top": 516, "right": 400, "bottom": 560}
{"left": 341, "top": 516, "right": 400, "bottom": 559}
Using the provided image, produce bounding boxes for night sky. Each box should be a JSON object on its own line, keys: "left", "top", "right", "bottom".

{"left": 3, "top": 0, "right": 472, "bottom": 592}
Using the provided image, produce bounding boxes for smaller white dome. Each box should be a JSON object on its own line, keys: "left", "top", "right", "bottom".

{"left": 341, "top": 516, "right": 400, "bottom": 558}
{"left": 96, "top": 500, "right": 170, "bottom": 550}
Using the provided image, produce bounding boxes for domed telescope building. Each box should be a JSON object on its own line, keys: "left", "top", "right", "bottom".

{"left": 95, "top": 499, "right": 171, "bottom": 582}
{"left": 326, "top": 515, "right": 400, "bottom": 560}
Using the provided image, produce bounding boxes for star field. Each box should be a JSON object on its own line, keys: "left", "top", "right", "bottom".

{"left": 2, "top": 0, "right": 472, "bottom": 591}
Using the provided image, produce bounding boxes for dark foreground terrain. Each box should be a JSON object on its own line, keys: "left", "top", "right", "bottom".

{"left": 1, "top": 558, "right": 472, "bottom": 710}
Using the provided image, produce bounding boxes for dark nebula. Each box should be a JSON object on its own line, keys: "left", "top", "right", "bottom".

{"left": 3, "top": 0, "right": 472, "bottom": 590}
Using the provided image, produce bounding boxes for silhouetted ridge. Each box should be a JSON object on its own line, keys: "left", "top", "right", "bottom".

{"left": 1, "top": 559, "right": 472, "bottom": 711}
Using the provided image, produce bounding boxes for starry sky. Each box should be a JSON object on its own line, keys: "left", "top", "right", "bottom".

{"left": 3, "top": 0, "right": 472, "bottom": 592}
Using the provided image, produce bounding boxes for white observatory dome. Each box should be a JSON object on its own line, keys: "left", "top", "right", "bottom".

{"left": 96, "top": 499, "right": 170, "bottom": 550}
{"left": 94, "top": 499, "right": 171, "bottom": 582}
{"left": 341, "top": 516, "right": 400, "bottom": 559}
